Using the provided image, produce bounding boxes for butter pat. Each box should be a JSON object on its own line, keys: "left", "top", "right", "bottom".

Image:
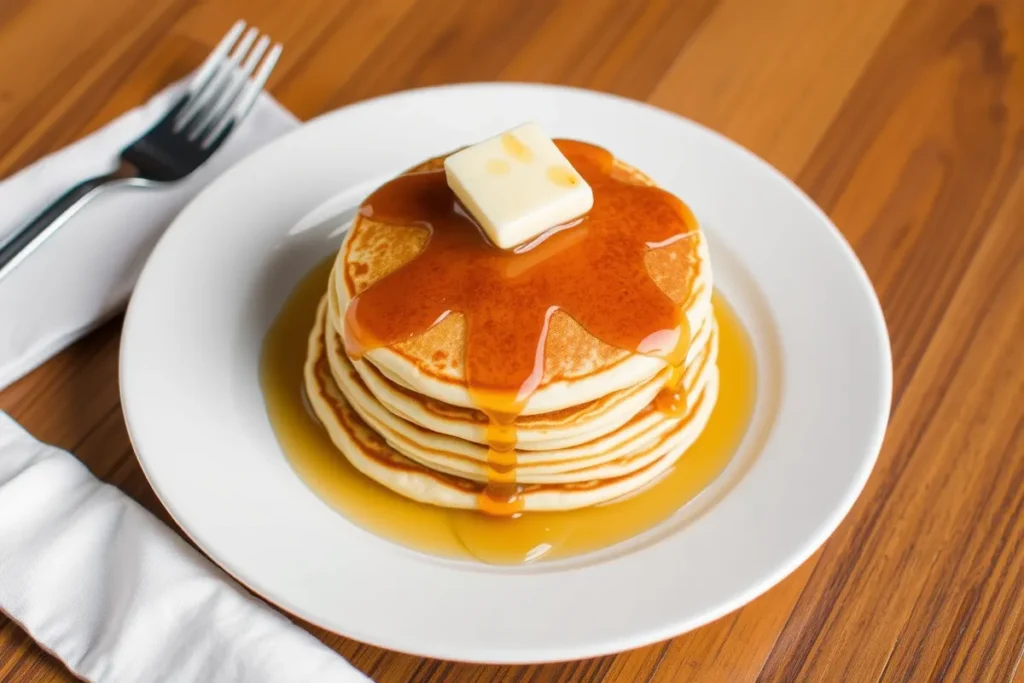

{"left": 444, "top": 123, "right": 594, "bottom": 249}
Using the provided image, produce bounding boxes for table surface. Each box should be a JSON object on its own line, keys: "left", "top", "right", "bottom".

{"left": 2, "top": 0, "right": 1023, "bottom": 681}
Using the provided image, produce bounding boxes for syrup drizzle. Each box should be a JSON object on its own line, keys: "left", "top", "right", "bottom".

{"left": 343, "top": 141, "right": 699, "bottom": 515}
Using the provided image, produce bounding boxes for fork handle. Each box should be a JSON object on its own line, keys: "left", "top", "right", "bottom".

{"left": 0, "top": 173, "right": 125, "bottom": 282}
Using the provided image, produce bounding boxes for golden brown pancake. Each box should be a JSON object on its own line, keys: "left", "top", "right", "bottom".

{"left": 340, "top": 305, "right": 714, "bottom": 451}
{"left": 305, "top": 299, "right": 721, "bottom": 511}
{"left": 332, "top": 154, "right": 714, "bottom": 414}
{"left": 330, "top": 314, "right": 719, "bottom": 484}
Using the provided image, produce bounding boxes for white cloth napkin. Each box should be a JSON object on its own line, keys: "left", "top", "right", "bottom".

{"left": 0, "top": 84, "right": 370, "bottom": 680}
{"left": 0, "top": 80, "right": 297, "bottom": 390}
{"left": 0, "top": 413, "right": 368, "bottom": 682}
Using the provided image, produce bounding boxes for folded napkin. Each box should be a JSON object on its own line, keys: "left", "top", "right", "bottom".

{"left": 0, "top": 413, "right": 368, "bottom": 682}
{"left": 0, "top": 85, "right": 369, "bottom": 680}
{"left": 0, "top": 79, "right": 298, "bottom": 390}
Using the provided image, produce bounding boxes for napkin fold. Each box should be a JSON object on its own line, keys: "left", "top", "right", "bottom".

{"left": 0, "top": 79, "right": 298, "bottom": 390}
{"left": 0, "top": 413, "right": 367, "bottom": 682}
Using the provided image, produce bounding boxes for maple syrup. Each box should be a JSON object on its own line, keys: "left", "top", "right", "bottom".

{"left": 342, "top": 141, "right": 700, "bottom": 513}
{"left": 260, "top": 258, "right": 756, "bottom": 564}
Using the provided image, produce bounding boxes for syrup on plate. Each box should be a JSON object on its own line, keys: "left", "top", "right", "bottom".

{"left": 260, "top": 258, "right": 756, "bottom": 564}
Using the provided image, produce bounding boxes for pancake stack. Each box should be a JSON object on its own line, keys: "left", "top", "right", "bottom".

{"left": 304, "top": 143, "right": 718, "bottom": 513}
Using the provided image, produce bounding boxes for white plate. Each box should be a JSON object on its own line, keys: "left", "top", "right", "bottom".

{"left": 120, "top": 84, "right": 891, "bottom": 663}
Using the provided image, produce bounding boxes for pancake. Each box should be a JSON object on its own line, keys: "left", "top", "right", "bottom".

{"left": 334, "top": 152, "right": 713, "bottom": 414}
{"left": 326, "top": 296, "right": 718, "bottom": 464}
{"left": 305, "top": 299, "right": 721, "bottom": 511}
{"left": 330, "top": 314, "right": 719, "bottom": 484}
{"left": 332, "top": 290, "right": 715, "bottom": 450}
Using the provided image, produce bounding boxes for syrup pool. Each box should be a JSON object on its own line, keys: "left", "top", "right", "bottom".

{"left": 260, "top": 259, "right": 756, "bottom": 564}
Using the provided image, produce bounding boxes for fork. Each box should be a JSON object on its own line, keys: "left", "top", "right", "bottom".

{"left": 0, "top": 20, "right": 282, "bottom": 282}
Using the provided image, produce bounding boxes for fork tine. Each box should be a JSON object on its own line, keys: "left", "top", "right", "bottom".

{"left": 169, "top": 22, "right": 246, "bottom": 132}
{"left": 186, "top": 20, "right": 246, "bottom": 100}
{"left": 142, "top": 20, "right": 245, "bottom": 134}
{"left": 201, "top": 42, "right": 282, "bottom": 149}
{"left": 176, "top": 26, "right": 258, "bottom": 133}
{"left": 187, "top": 34, "right": 270, "bottom": 142}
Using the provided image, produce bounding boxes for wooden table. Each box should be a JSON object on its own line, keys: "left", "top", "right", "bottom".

{"left": 2, "top": 0, "right": 1022, "bottom": 680}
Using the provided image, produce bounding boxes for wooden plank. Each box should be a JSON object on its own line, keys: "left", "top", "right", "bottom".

{"left": 2, "top": 0, "right": 1023, "bottom": 680}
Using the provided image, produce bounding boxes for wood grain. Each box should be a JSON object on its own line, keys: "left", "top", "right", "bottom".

{"left": 1, "top": 0, "right": 1023, "bottom": 680}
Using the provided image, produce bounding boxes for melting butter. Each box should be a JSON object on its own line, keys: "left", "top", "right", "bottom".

{"left": 443, "top": 122, "right": 593, "bottom": 249}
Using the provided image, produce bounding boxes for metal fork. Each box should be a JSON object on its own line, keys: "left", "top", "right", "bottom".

{"left": 0, "top": 20, "right": 282, "bottom": 281}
